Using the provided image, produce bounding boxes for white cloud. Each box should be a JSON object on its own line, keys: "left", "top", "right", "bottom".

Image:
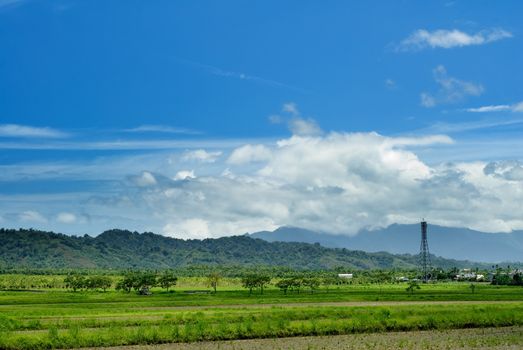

{"left": 484, "top": 161, "right": 523, "bottom": 181}
{"left": 0, "top": 138, "right": 265, "bottom": 151}
{"left": 465, "top": 101, "right": 523, "bottom": 113}
{"left": 163, "top": 219, "right": 210, "bottom": 239}
{"left": 421, "top": 65, "right": 484, "bottom": 107}
{"left": 18, "top": 210, "right": 47, "bottom": 223}
{"left": 268, "top": 115, "right": 283, "bottom": 124}
{"left": 282, "top": 102, "right": 299, "bottom": 116}
{"left": 420, "top": 93, "right": 436, "bottom": 108}
{"left": 124, "top": 125, "right": 201, "bottom": 135}
{"left": 56, "top": 212, "right": 77, "bottom": 224}
{"left": 6, "top": 123, "right": 523, "bottom": 237}
{"left": 0, "top": 124, "right": 68, "bottom": 138}
{"left": 398, "top": 28, "right": 512, "bottom": 51}
{"left": 288, "top": 118, "right": 323, "bottom": 136}
{"left": 425, "top": 119, "right": 523, "bottom": 134}
{"left": 385, "top": 79, "right": 397, "bottom": 89}
{"left": 227, "top": 144, "right": 272, "bottom": 164}
{"left": 173, "top": 170, "right": 195, "bottom": 180}
{"left": 130, "top": 171, "right": 157, "bottom": 187}
{"left": 181, "top": 149, "right": 222, "bottom": 163}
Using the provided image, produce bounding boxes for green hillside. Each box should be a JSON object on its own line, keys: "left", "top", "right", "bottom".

{"left": 0, "top": 228, "right": 486, "bottom": 270}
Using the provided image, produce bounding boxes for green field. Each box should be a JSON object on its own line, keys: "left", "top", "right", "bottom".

{"left": 1, "top": 279, "right": 523, "bottom": 349}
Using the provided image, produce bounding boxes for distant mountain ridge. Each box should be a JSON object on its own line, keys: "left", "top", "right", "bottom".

{"left": 0, "top": 228, "right": 490, "bottom": 270}
{"left": 250, "top": 224, "right": 523, "bottom": 263}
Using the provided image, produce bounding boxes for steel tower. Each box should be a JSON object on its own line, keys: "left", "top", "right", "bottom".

{"left": 419, "top": 220, "right": 431, "bottom": 282}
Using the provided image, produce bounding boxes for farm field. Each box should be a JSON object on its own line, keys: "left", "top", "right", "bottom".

{"left": 1, "top": 281, "right": 523, "bottom": 349}
{"left": 82, "top": 326, "right": 523, "bottom": 350}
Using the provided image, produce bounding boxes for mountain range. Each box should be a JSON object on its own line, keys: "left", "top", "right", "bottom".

{"left": 0, "top": 228, "right": 492, "bottom": 270}
{"left": 251, "top": 224, "right": 523, "bottom": 263}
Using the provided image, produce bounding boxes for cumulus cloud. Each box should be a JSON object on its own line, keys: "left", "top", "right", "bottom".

{"left": 397, "top": 28, "right": 512, "bottom": 51}
{"left": 95, "top": 130, "right": 523, "bottom": 236}
{"left": 130, "top": 171, "right": 157, "bottom": 187}
{"left": 269, "top": 103, "right": 323, "bottom": 136}
{"left": 420, "top": 65, "right": 484, "bottom": 107}
{"left": 7, "top": 124, "right": 523, "bottom": 236}
{"left": 181, "top": 149, "right": 222, "bottom": 163}
{"left": 288, "top": 118, "right": 323, "bottom": 136}
{"left": 163, "top": 219, "right": 210, "bottom": 239}
{"left": 484, "top": 161, "right": 523, "bottom": 181}
{"left": 0, "top": 124, "right": 68, "bottom": 138}
{"left": 227, "top": 144, "right": 272, "bottom": 164}
{"left": 56, "top": 212, "right": 77, "bottom": 224}
{"left": 466, "top": 101, "right": 523, "bottom": 113}
{"left": 173, "top": 170, "right": 195, "bottom": 180}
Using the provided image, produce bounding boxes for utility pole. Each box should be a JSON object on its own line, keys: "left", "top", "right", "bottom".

{"left": 419, "top": 219, "right": 431, "bottom": 283}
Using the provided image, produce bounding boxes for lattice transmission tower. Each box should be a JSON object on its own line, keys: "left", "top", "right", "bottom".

{"left": 419, "top": 219, "right": 432, "bottom": 282}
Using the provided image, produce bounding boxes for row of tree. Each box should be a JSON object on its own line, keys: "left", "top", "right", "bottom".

{"left": 115, "top": 271, "right": 178, "bottom": 294}
{"left": 242, "top": 274, "right": 344, "bottom": 295}
{"left": 64, "top": 274, "right": 112, "bottom": 292}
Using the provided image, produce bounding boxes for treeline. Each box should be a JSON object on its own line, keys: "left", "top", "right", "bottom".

{"left": 64, "top": 274, "right": 112, "bottom": 292}
{"left": 0, "top": 228, "right": 496, "bottom": 270}
{"left": 0, "top": 266, "right": 513, "bottom": 291}
{"left": 491, "top": 267, "right": 523, "bottom": 286}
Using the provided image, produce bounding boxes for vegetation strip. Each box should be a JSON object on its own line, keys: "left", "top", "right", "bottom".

{"left": 77, "top": 326, "right": 523, "bottom": 350}
{"left": 2, "top": 300, "right": 523, "bottom": 348}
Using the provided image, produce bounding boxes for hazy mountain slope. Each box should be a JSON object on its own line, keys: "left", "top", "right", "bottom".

{"left": 251, "top": 225, "right": 523, "bottom": 263}
{"left": 0, "top": 228, "right": 485, "bottom": 270}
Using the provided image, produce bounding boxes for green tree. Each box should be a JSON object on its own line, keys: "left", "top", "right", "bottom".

{"left": 64, "top": 274, "right": 86, "bottom": 292}
{"left": 302, "top": 277, "right": 320, "bottom": 294}
{"left": 116, "top": 271, "right": 158, "bottom": 294}
{"left": 257, "top": 275, "right": 271, "bottom": 295}
{"left": 406, "top": 280, "right": 420, "bottom": 295}
{"left": 241, "top": 274, "right": 271, "bottom": 295}
{"left": 321, "top": 275, "right": 339, "bottom": 293}
{"left": 241, "top": 274, "right": 258, "bottom": 295}
{"left": 275, "top": 278, "right": 291, "bottom": 295}
{"left": 86, "top": 276, "right": 112, "bottom": 292}
{"left": 157, "top": 271, "right": 177, "bottom": 292}
{"left": 207, "top": 272, "right": 221, "bottom": 294}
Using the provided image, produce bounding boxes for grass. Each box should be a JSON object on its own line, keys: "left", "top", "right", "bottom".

{"left": 1, "top": 282, "right": 523, "bottom": 349}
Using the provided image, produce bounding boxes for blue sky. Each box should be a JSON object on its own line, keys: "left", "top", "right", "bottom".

{"left": 1, "top": 0, "right": 523, "bottom": 237}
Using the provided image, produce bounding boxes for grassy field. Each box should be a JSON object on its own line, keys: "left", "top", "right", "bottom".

{"left": 1, "top": 282, "right": 523, "bottom": 349}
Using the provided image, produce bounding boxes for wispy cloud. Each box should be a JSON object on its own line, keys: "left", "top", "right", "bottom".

{"left": 420, "top": 65, "right": 484, "bottom": 108}
{"left": 175, "top": 58, "right": 310, "bottom": 94}
{"left": 0, "top": 0, "right": 25, "bottom": 10}
{"left": 0, "top": 124, "right": 69, "bottom": 138}
{"left": 270, "top": 103, "right": 323, "bottom": 136}
{"left": 181, "top": 149, "right": 222, "bottom": 163}
{"left": 0, "top": 138, "right": 273, "bottom": 151}
{"left": 124, "top": 125, "right": 202, "bottom": 135}
{"left": 465, "top": 101, "right": 523, "bottom": 113}
{"left": 423, "top": 118, "right": 523, "bottom": 134}
{"left": 397, "top": 28, "right": 512, "bottom": 51}
{"left": 385, "top": 79, "right": 397, "bottom": 89}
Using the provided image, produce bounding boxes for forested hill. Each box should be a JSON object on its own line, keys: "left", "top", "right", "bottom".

{"left": 0, "top": 228, "right": 486, "bottom": 270}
